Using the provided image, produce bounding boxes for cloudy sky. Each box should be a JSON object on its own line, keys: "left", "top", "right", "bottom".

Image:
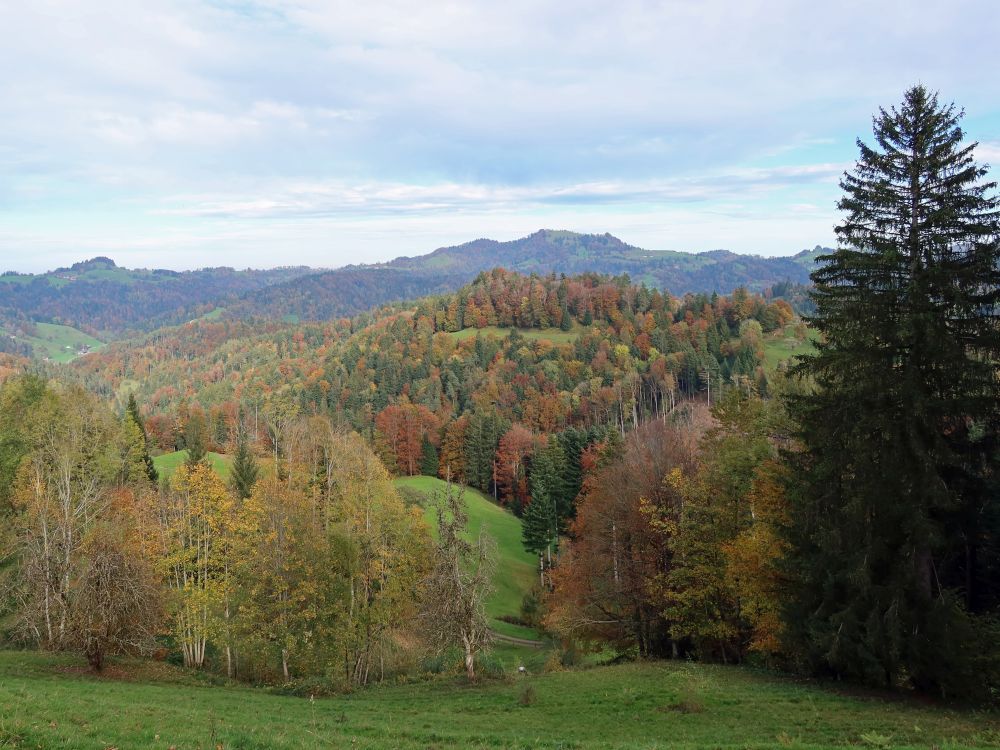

{"left": 2, "top": 0, "right": 999, "bottom": 272}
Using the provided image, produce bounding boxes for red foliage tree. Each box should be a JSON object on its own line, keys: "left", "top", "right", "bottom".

{"left": 493, "top": 424, "right": 537, "bottom": 508}
{"left": 375, "top": 403, "right": 441, "bottom": 476}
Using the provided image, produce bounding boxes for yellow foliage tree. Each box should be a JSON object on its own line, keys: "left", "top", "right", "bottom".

{"left": 158, "top": 462, "right": 234, "bottom": 669}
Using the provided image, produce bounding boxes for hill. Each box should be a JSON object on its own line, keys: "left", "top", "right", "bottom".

{"left": 71, "top": 270, "right": 794, "bottom": 453}
{"left": 384, "top": 230, "right": 823, "bottom": 295}
{"left": 223, "top": 266, "right": 471, "bottom": 323}
{"left": 0, "top": 650, "right": 995, "bottom": 749}
{"left": 226, "top": 230, "right": 828, "bottom": 323}
{"left": 0, "top": 259, "right": 313, "bottom": 339}
{"left": 1, "top": 321, "right": 104, "bottom": 363}
{"left": 2, "top": 233, "right": 825, "bottom": 347}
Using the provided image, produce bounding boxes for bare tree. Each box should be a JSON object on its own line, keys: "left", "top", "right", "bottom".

{"left": 419, "top": 481, "right": 495, "bottom": 679}
{"left": 69, "top": 519, "right": 163, "bottom": 671}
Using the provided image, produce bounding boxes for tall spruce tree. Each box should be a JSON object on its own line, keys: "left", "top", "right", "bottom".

{"left": 184, "top": 411, "right": 208, "bottom": 467}
{"left": 463, "top": 411, "right": 509, "bottom": 496}
{"left": 126, "top": 393, "right": 158, "bottom": 483}
{"left": 230, "top": 423, "right": 259, "bottom": 500}
{"left": 523, "top": 454, "right": 560, "bottom": 586}
{"left": 419, "top": 435, "right": 439, "bottom": 477}
{"left": 787, "top": 86, "right": 1000, "bottom": 698}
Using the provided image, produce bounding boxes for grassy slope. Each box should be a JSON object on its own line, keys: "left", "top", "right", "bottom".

{"left": 448, "top": 325, "right": 581, "bottom": 345}
{"left": 763, "top": 324, "right": 819, "bottom": 371}
{"left": 0, "top": 266, "right": 164, "bottom": 288}
{"left": 153, "top": 450, "right": 233, "bottom": 481}
{"left": 0, "top": 651, "right": 995, "bottom": 749}
{"left": 12, "top": 322, "right": 104, "bottom": 363}
{"left": 394, "top": 476, "right": 538, "bottom": 640}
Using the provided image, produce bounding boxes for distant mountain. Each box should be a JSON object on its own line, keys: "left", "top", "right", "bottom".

{"left": 227, "top": 230, "right": 829, "bottom": 322}
{"left": 1, "top": 232, "right": 829, "bottom": 344}
{"left": 0, "top": 259, "right": 313, "bottom": 338}
{"left": 788, "top": 245, "right": 830, "bottom": 269}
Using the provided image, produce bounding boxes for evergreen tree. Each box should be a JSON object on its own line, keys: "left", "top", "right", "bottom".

{"left": 532, "top": 438, "right": 571, "bottom": 530}
{"left": 560, "top": 301, "right": 572, "bottom": 331}
{"left": 787, "top": 86, "right": 1000, "bottom": 698}
{"left": 523, "top": 456, "right": 559, "bottom": 584}
{"left": 126, "top": 393, "right": 158, "bottom": 483}
{"left": 230, "top": 423, "right": 259, "bottom": 500}
{"left": 419, "top": 435, "right": 439, "bottom": 477}
{"left": 463, "top": 411, "right": 509, "bottom": 496}
{"left": 184, "top": 411, "right": 208, "bottom": 467}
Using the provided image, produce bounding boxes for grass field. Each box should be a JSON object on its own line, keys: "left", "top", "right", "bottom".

{"left": 763, "top": 324, "right": 818, "bottom": 371}
{"left": 0, "top": 650, "right": 996, "bottom": 749}
{"left": 9, "top": 322, "right": 104, "bottom": 362}
{"left": 394, "top": 476, "right": 539, "bottom": 641}
{"left": 448, "top": 325, "right": 581, "bottom": 345}
{"left": 153, "top": 450, "right": 233, "bottom": 480}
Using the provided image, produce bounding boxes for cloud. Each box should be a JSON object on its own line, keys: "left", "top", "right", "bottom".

{"left": 1, "top": 0, "right": 998, "bottom": 270}
{"left": 976, "top": 141, "right": 1000, "bottom": 166}
{"left": 150, "top": 161, "right": 848, "bottom": 221}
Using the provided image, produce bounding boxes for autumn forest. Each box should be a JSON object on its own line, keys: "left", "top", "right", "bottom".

{"left": 1, "top": 84, "right": 999, "bottom": 748}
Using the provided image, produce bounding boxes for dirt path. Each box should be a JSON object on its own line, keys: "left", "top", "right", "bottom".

{"left": 492, "top": 631, "right": 544, "bottom": 648}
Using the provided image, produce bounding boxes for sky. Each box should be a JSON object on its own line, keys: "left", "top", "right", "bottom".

{"left": 2, "top": 0, "right": 999, "bottom": 273}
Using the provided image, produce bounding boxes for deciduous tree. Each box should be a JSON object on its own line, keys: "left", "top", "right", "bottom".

{"left": 420, "top": 483, "right": 495, "bottom": 679}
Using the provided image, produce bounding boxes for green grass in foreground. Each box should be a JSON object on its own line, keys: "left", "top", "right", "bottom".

{"left": 11, "top": 322, "right": 104, "bottom": 363}
{"left": 0, "top": 650, "right": 996, "bottom": 749}
{"left": 448, "top": 325, "right": 581, "bottom": 345}
{"left": 153, "top": 450, "right": 233, "bottom": 481}
{"left": 394, "top": 476, "right": 538, "bottom": 640}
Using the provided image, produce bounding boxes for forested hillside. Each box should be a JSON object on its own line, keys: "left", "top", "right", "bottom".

{"left": 0, "top": 257, "right": 313, "bottom": 339}
{"left": 71, "top": 270, "right": 795, "bottom": 473}
{"left": 0, "top": 272, "right": 801, "bottom": 691}
{"left": 1, "top": 235, "right": 821, "bottom": 354}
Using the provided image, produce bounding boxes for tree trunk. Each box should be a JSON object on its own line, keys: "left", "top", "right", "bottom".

{"left": 463, "top": 636, "right": 475, "bottom": 680}
{"left": 86, "top": 641, "right": 104, "bottom": 672}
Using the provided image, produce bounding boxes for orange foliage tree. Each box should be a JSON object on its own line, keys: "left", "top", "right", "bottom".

{"left": 493, "top": 423, "right": 536, "bottom": 509}
{"left": 544, "top": 414, "right": 706, "bottom": 656}
{"left": 375, "top": 402, "right": 441, "bottom": 475}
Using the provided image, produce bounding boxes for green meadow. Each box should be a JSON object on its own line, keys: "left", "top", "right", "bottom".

{"left": 762, "top": 325, "right": 818, "bottom": 371}
{"left": 153, "top": 450, "right": 233, "bottom": 481}
{"left": 0, "top": 650, "right": 995, "bottom": 749}
{"left": 11, "top": 322, "right": 104, "bottom": 363}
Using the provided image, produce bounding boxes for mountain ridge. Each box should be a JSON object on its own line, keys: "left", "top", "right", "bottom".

{"left": 2, "top": 230, "right": 829, "bottom": 350}
{"left": 225, "top": 230, "right": 828, "bottom": 322}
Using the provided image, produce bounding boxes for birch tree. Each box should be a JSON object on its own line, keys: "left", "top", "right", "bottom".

{"left": 157, "top": 462, "right": 233, "bottom": 669}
